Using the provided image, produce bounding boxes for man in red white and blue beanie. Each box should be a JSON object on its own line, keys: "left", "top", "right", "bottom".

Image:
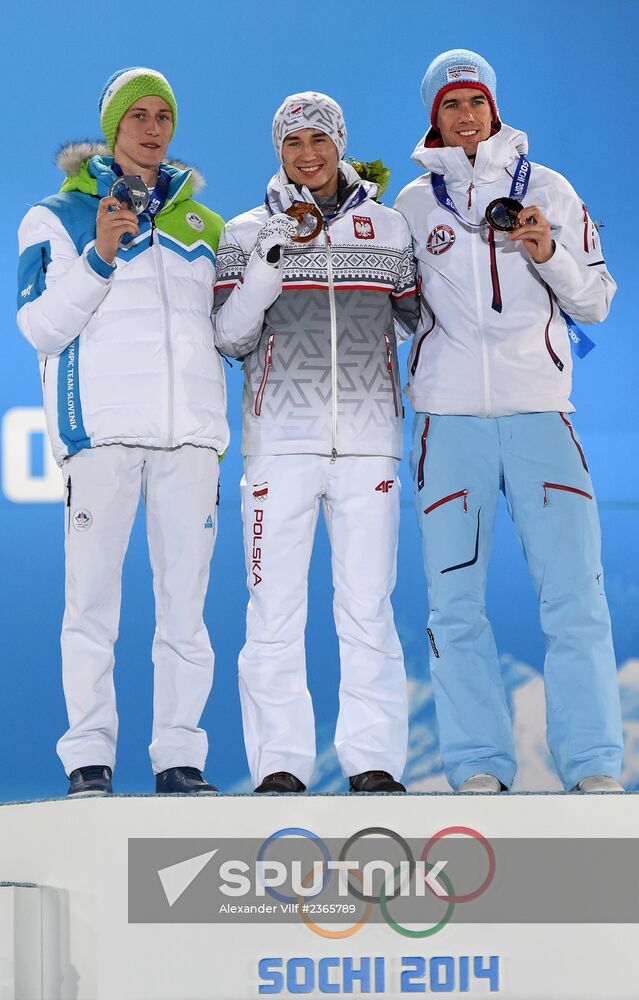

{"left": 395, "top": 49, "right": 624, "bottom": 795}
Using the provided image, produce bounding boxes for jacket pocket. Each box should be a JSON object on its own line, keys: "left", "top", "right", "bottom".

{"left": 410, "top": 315, "right": 435, "bottom": 377}
{"left": 543, "top": 482, "right": 592, "bottom": 506}
{"left": 559, "top": 413, "right": 589, "bottom": 472}
{"left": 416, "top": 416, "right": 430, "bottom": 491}
{"left": 384, "top": 332, "right": 399, "bottom": 417}
{"left": 66, "top": 475, "right": 72, "bottom": 533}
{"left": 424, "top": 488, "right": 468, "bottom": 516}
{"left": 254, "top": 332, "right": 275, "bottom": 416}
{"left": 543, "top": 286, "right": 564, "bottom": 372}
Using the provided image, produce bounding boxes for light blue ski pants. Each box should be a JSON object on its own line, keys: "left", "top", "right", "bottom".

{"left": 409, "top": 411, "right": 623, "bottom": 790}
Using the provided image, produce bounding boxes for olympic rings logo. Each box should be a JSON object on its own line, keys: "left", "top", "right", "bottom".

{"left": 257, "top": 825, "right": 496, "bottom": 939}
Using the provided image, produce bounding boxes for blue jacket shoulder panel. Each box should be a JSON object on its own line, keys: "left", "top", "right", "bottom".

{"left": 39, "top": 192, "right": 98, "bottom": 255}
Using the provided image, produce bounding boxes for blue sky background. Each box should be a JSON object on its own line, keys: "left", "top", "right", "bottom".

{"left": 1, "top": 0, "right": 637, "bottom": 798}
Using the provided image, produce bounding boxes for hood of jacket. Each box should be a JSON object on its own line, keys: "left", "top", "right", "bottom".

{"left": 265, "top": 158, "right": 377, "bottom": 221}
{"left": 55, "top": 140, "right": 206, "bottom": 208}
{"left": 411, "top": 122, "right": 529, "bottom": 185}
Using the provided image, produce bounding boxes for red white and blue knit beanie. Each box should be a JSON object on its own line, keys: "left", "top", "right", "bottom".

{"left": 421, "top": 49, "right": 499, "bottom": 128}
{"left": 99, "top": 67, "right": 178, "bottom": 150}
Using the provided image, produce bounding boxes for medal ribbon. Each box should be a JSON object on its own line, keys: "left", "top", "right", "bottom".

{"left": 145, "top": 168, "right": 170, "bottom": 219}
{"left": 431, "top": 155, "right": 531, "bottom": 225}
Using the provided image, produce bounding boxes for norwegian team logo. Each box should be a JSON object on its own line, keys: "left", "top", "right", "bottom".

{"left": 353, "top": 216, "right": 375, "bottom": 240}
{"left": 426, "top": 224, "right": 456, "bottom": 255}
{"left": 446, "top": 63, "right": 479, "bottom": 83}
{"left": 253, "top": 483, "right": 269, "bottom": 501}
{"left": 73, "top": 509, "right": 92, "bottom": 531}
{"left": 186, "top": 212, "right": 205, "bottom": 232}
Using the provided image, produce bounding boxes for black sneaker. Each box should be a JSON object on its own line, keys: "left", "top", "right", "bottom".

{"left": 68, "top": 765, "right": 113, "bottom": 796}
{"left": 254, "top": 772, "right": 306, "bottom": 793}
{"left": 349, "top": 770, "right": 406, "bottom": 793}
{"left": 155, "top": 767, "right": 218, "bottom": 794}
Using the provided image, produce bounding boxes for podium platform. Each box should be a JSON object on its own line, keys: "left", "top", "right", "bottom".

{"left": 1, "top": 792, "right": 637, "bottom": 1000}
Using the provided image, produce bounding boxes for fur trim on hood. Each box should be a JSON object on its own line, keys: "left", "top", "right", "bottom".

{"left": 55, "top": 141, "right": 206, "bottom": 192}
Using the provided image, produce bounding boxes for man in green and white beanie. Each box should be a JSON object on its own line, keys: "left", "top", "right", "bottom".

{"left": 17, "top": 67, "right": 228, "bottom": 797}
{"left": 99, "top": 66, "right": 178, "bottom": 150}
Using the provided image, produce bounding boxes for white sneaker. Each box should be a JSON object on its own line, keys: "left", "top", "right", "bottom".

{"left": 572, "top": 775, "right": 624, "bottom": 792}
{"left": 458, "top": 773, "right": 505, "bottom": 793}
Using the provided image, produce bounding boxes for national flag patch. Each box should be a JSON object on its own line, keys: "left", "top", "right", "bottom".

{"left": 253, "top": 483, "right": 269, "bottom": 501}
{"left": 353, "top": 216, "right": 375, "bottom": 240}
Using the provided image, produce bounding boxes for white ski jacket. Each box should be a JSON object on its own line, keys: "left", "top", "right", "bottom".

{"left": 213, "top": 161, "right": 419, "bottom": 459}
{"left": 394, "top": 124, "right": 616, "bottom": 417}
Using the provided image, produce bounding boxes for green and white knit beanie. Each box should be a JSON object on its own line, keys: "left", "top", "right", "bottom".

{"left": 99, "top": 67, "right": 177, "bottom": 150}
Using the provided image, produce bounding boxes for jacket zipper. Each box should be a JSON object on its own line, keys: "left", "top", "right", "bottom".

{"left": 468, "top": 186, "right": 490, "bottom": 416}
{"left": 467, "top": 183, "right": 474, "bottom": 209}
{"left": 384, "top": 332, "right": 399, "bottom": 417}
{"left": 324, "top": 221, "right": 338, "bottom": 461}
{"left": 543, "top": 482, "right": 592, "bottom": 505}
{"left": 66, "top": 475, "right": 72, "bottom": 532}
{"left": 255, "top": 332, "right": 275, "bottom": 416}
{"left": 417, "top": 416, "right": 430, "bottom": 491}
{"left": 559, "top": 412, "right": 589, "bottom": 472}
{"left": 488, "top": 229, "right": 502, "bottom": 313}
{"left": 424, "top": 488, "right": 468, "bottom": 516}
{"left": 42, "top": 357, "right": 47, "bottom": 386}
{"left": 410, "top": 314, "right": 435, "bottom": 376}
{"left": 543, "top": 285, "right": 564, "bottom": 372}
{"left": 151, "top": 219, "right": 175, "bottom": 446}
{"left": 581, "top": 203, "right": 589, "bottom": 253}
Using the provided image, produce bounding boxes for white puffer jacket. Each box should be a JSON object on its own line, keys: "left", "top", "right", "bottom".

{"left": 17, "top": 143, "right": 229, "bottom": 465}
{"left": 394, "top": 124, "right": 616, "bottom": 417}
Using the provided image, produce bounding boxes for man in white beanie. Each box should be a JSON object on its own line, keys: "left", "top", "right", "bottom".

{"left": 395, "top": 49, "right": 624, "bottom": 794}
{"left": 214, "top": 91, "right": 419, "bottom": 794}
{"left": 17, "top": 68, "right": 228, "bottom": 795}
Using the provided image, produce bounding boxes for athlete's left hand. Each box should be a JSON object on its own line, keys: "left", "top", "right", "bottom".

{"left": 508, "top": 205, "right": 554, "bottom": 263}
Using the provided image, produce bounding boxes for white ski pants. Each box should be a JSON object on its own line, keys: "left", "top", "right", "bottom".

{"left": 56, "top": 444, "right": 219, "bottom": 776}
{"left": 238, "top": 454, "right": 408, "bottom": 787}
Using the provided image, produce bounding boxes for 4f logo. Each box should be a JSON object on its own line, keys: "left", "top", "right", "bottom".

{"left": 375, "top": 480, "right": 394, "bottom": 493}
{"left": 353, "top": 216, "right": 375, "bottom": 239}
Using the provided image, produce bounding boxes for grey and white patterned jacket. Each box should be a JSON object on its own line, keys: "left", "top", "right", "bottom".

{"left": 213, "top": 161, "right": 419, "bottom": 459}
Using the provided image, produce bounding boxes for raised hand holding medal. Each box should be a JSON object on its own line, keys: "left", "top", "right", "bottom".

{"left": 95, "top": 192, "right": 139, "bottom": 265}
{"left": 506, "top": 204, "right": 554, "bottom": 263}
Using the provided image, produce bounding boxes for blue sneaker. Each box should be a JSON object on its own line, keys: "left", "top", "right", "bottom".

{"left": 68, "top": 765, "right": 112, "bottom": 796}
{"left": 155, "top": 767, "right": 218, "bottom": 794}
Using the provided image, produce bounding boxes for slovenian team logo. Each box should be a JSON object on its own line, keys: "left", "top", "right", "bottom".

{"left": 186, "top": 212, "right": 205, "bottom": 232}
{"left": 426, "top": 224, "right": 456, "bottom": 255}
{"left": 72, "top": 509, "right": 92, "bottom": 531}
